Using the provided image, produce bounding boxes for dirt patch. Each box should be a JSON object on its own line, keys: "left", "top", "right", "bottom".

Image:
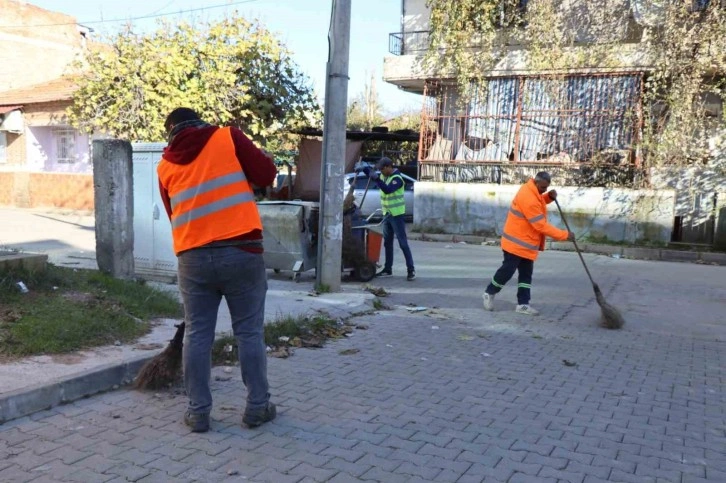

{"left": 61, "top": 291, "right": 96, "bottom": 304}
{"left": 50, "top": 353, "right": 87, "bottom": 365}
{"left": 135, "top": 343, "right": 165, "bottom": 351}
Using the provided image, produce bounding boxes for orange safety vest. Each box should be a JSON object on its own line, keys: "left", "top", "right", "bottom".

{"left": 501, "top": 179, "right": 569, "bottom": 261}
{"left": 157, "top": 127, "right": 262, "bottom": 255}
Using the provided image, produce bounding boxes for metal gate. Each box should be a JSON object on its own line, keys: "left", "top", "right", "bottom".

{"left": 132, "top": 143, "right": 178, "bottom": 281}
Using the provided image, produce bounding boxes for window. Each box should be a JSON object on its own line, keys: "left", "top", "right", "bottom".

{"left": 354, "top": 176, "right": 372, "bottom": 190}
{"left": 53, "top": 127, "right": 77, "bottom": 163}
{"left": 0, "top": 132, "right": 7, "bottom": 164}
{"left": 422, "top": 74, "right": 644, "bottom": 164}
{"left": 690, "top": 0, "right": 723, "bottom": 11}
{"left": 493, "top": 0, "right": 529, "bottom": 28}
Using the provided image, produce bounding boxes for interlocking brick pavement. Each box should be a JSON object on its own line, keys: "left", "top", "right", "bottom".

{"left": 1, "top": 243, "right": 724, "bottom": 482}
{"left": 1, "top": 306, "right": 724, "bottom": 482}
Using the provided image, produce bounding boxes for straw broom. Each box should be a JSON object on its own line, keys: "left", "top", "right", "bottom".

{"left": 134, "top": 321, "right": 185, "bottom": 390}
{"left": 554, "top": 200, "right": 625, "bottom": 329}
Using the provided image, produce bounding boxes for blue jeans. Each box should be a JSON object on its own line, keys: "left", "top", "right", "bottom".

{"left": 382, "top": 214, "right": 415, "bottom": 272}
{"left": 177, "top": 247, "right": 270, "bottom": 415}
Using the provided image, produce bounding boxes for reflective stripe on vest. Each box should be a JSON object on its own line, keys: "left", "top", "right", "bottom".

{"left": 170, "top": 171, "right": 247, "bottom": 211}
{"left": 381, "top": 174, "right": 405, "bottom": 216}
{"left": 502, "top": 232, "right": 540, "bottom": 251}
{"left": 509, "top": 208, "right": 544, "bottom": 224}
{"left": 172, "top": 191, "right": 256, "bottom": 229}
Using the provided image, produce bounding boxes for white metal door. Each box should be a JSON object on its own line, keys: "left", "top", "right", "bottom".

{"left": 150, "top": 153, "right": 177, "bottom": 275}
{"left": 132, "top": 143, "right": 177, "bottom": 280}
{"left": 132, "top": 150, "right": 154, "bottom": 272}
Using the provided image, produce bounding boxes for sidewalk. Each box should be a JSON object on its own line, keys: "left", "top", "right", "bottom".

{"left": 0, "top": 273, "right": 374, "bottom": 423}
{"left": 407, "top": 230, "right": 726, "bottom": 266}
{"left": 0, "top": 206, "right": 376, "bottom": 422}
{"left": 1, "top": 207, "right": 726, "bottom": 482}
{"left": 1, "top": 240, "right": 725, "bottom": 482}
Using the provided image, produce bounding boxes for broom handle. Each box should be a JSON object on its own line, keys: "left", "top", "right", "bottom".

{"left": 359, "top": 174, "right": 373, "bottom": 208}
{"left": 554, "top": 198, "right": 597, "bottom": 288}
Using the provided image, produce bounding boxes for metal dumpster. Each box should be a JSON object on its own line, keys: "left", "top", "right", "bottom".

{"left": 257, "top": 201, "right": 319, "bottom": 281}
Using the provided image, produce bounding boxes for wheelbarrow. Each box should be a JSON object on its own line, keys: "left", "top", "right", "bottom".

{"left": 343, "top": 212, "right": 384, "bottom": 282}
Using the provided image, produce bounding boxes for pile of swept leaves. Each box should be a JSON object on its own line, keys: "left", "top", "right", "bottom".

{"left": 213, "top": 314, "right": 367, "bottom": 364}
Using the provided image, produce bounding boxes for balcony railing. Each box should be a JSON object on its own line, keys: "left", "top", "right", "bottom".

{"left": 389, "top": 21, "right": 644, "bottom": 57}
{"left": 388, "top": 31, "right": 431, "bottom": 56}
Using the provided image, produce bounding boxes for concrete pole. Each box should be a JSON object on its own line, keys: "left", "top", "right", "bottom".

{"left": 92, "top": 139, "right": 134, "bottom": 279}
{"left": 316, "top": 0, "right": 351, "bottom": 292}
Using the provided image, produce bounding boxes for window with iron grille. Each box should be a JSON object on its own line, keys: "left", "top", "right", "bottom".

{"left": 420, "top": 74, "right": 644, "bottom": 165}
{"left": 692, "top": 0, "right": 710, "bottom": 11}
{"left": 0, "top": 132, "right": 7, "bottom": 164}
{"left": 53, "top": 127, "right": 77, "bottom": 163}
{"left": 417, "top": 74, "right": 647, "bottom": 187}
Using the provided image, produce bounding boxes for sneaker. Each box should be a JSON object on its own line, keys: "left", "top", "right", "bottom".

{"left": 183, "top": 412, "right": 210, "bottom": 433}
{"left": 407, "top": 270, "right": 416, "bottom": 281}
{"left": 482, "top": 293, "right": 495, "bottom": 311}
{"left": 515, "top": 304, "right": 540, "bottom": 316}
{"left": 243, "top": 402, "right": 277, "bottom": 428}
{"left": 376, "top": 269, "right": 392, "bottom": 278}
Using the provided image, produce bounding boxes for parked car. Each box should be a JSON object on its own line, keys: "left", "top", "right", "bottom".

{"left": 344, "top": 172, "right": 415, "bottom": 221}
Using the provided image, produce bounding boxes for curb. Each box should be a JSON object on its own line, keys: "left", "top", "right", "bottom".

{"left": 0, "top": 353, "right": 153, "bottom": 424}
{"left": 0, "top": 295, "right": 375, "bottom": 425}
{"left": 408, "top": 232, "right": 726, "bottom": 266}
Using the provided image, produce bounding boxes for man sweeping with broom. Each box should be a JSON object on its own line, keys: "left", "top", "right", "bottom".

{"left": 139, "top": 108, "right": 277, "bottom": 433}
{"left": 483, "top": 172, "right": 575, "bottom": 315}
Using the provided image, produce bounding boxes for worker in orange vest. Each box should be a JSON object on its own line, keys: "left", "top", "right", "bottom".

{"left": 483, "top": 172, "right": 575, "bottom": 315}
{"left": 157, "top": 108, "right": 277, "bottom": 433}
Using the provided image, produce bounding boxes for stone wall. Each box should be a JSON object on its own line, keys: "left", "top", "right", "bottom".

{"left": 648, "top": 141, "right": 726, "bottom": 247}
{"left": 414, "top": 182, "right": 676, "bottom": 244}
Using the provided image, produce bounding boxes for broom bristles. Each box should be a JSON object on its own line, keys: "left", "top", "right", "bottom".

{"left": 134, "top": 345, "right": 183, "bottom": 390}
{"left": 593, "top": 284, "right": 625, "bottom": 330}
{"left": 134, "top": 322, "right": 185, "bottom": 390}
{"left": 599, "top": 302, "right": 625, "bottom": 330}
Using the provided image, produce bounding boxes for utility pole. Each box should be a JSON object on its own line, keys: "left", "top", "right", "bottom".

{"left": 316, "top": 0, "right": 351, "bottom": 292}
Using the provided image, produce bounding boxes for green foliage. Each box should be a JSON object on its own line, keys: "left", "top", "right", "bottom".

{"left": 347, "top": 71, "right": 385, "bottom": 131}
{"left": 0, "top": 264, "right": 182, "bottom": 356}
{"left": 424, "top": 0, "right": 726, "bottom": 167}
{"left": 69, "top": 14, "right": 321, "bottom": 144}
{"left": 345, "top": 70, "right": 421, "bottom": 164}
{"left": 641, "top": 2, "right": 726, "bottom": 166}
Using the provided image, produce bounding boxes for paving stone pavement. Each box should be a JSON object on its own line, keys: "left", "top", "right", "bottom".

{"left": 1, "top": 312, "right": 725, "bottom": 481}
{"left": 1, "top": 241, "right": 725, "bottom": 482}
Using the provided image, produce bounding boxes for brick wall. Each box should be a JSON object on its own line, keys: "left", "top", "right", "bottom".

{"left": 0, "top": 1, "right": 85, "bottom": 90}
{"left": 0, "top": 173, "right": 11, "bottom": 205}
{"left": 0, "top": 171, "right": 93, "bottom": 210}
{"left": 4, "top": 132, "right": 26, "bottom": 166}
{"left": 23, "top": 101, "right": 71, "bottom": 125}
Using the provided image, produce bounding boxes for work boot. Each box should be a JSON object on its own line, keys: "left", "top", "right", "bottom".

{"left": 183, "top": 412, "right": 210, "bottom": 433}
{"left": 515, "top": 304, "right": 540, "bottom": 316}
{"left": 243, "top": 402, "right": 277, "bottom": 428}
{"left": 407, "top": 270, "right": 416, "bottom": 281}
{"left": 482, "top": 293, "right": 495, "bottom": 311}
{"left": 376, "top": 269, "right": 392, "bottom": 278}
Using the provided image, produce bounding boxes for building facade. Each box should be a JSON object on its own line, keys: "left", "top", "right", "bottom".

{"left": 382, "top": 0, "right": 726, "bottom": 247}
{"left": 0, "top": 0, "right": 94, "bottom": 210}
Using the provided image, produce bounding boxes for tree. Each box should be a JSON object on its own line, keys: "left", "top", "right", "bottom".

{"left": 68, "top": 13, "right": 320, "bottom": 145}
{"left": 424, "top": 0, "right": 726, "bottom": 167}
{"left": 347, "top": 70, "right": 385, "bottom": 131}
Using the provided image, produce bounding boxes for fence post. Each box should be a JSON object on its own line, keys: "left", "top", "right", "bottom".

{"left": 715, "top": 193, "right": 726, "bottom": 251}
{"left": 92, "top": 139, "right": 134, "bottom": 279}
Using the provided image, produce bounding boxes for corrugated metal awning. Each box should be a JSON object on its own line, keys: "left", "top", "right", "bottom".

{"left": 0, "top": 105, "right": 23, "bottom": 114}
